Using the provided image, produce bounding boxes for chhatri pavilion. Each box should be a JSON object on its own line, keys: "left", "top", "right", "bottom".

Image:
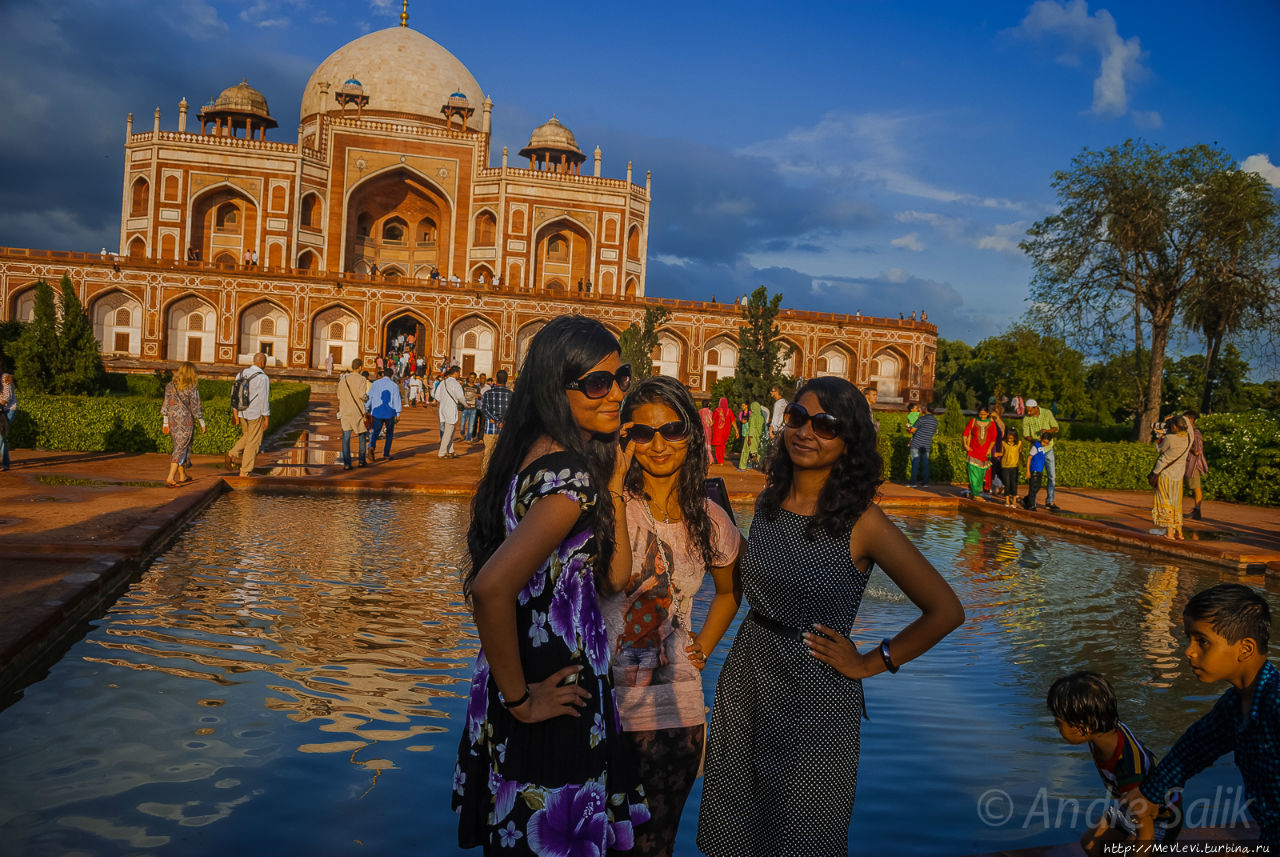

{"left": 0, "top": 8, "right": 936, "bottom": 402}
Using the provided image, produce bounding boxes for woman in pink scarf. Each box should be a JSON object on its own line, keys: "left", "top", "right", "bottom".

{"left": 710, "top": 397, "right": 738, "bottom": 464}
{"left": 699, "top": 399, "right": 715, "bottom": 464}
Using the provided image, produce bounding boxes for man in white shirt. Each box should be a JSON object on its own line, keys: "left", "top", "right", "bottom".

{"left": 769, "top": 385, "right": 788, "bottom": 437}
{"left": 227, "top": 352, "right": 271, "bottom": 477}
{"left": 436, "top": 365, "right": 467, "bottom": 458}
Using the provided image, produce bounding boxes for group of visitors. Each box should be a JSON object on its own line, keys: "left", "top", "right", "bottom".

{"left": 451, "top": 314, "right": 966, "bottom": 856}
{"left": 1047, "top": 582, "right": 1276, "bottom": 853}
{"left": 696, "top": 385, "right": 791, "bottom": 472}
{"left": 1149, "top": 410, "right": 1210, "bottom": 539}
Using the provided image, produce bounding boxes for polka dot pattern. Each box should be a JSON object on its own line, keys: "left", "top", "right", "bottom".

{"left": 698, "top": 509, "right": 869, "bottom": 857}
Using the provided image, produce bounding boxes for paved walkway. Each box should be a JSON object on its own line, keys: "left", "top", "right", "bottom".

{"left": 0, "top": 393, "right": 1274, "bottom": 852}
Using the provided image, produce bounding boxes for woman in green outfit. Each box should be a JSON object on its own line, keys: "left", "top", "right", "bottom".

{"left": 961, "top": 406, "right": 999, "bottom": 498}
{"left": 737, "top": 399, "right": 767, "bottom": 471}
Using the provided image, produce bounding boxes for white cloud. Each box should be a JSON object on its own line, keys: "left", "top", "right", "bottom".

{"left": 891, "top": 233, "right": 925, "bottom": 252}
{"left": 883, "top": 268, "right": 910, "bottom": 284}
{"left": 1132, "top": 110, "right": 1163, "bottom": 129}
{"left": 1012, "top": 0, "right": 1150, "bottom": 119}
{"left": 896, "top": 210, "right": 968, "bottom": 241}
{"left": 1242, "top": 154, "right": 1280, "bottom": 189}
{"left": 976, "top": 221, "right": 1029, "bottom": 255}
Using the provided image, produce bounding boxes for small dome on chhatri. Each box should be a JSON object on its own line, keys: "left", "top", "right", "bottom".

{"left": 340, "top": 77, "right": 365, "bottom": 95}
{"left": 343, "top": 77, "right": 363, "bottom": 87}
{"left": 211, "top": 79, "right": 273, "bottom": 119}
{"left": 521, "top": 115, "right": 582, "bottom": 157}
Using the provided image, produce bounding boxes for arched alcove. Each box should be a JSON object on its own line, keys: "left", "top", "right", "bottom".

{"left": 92, "top": 291, "right": 143, "bottom": 355}
{"left": 165, "top": 296, "right": 216, "bottom": 362}
{"left": 237, "top": 300, "right": 289, "bottom": 364}
{"left": 450, "top": 315, "right": 498, "bottom": 377}
{"left": 311, "top": 305, "right": 360, "bottom": 369}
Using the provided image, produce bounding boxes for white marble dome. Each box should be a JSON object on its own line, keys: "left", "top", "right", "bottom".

{"left": 300, "top": 27, "right": 484, "bottom": 128}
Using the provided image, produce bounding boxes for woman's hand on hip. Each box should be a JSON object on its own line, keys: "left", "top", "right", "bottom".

{"left": 804, "top": 624, "right": 876, "bottom": 679}
{"left": 509, "top": 666, "right": 590, "bottom": 724}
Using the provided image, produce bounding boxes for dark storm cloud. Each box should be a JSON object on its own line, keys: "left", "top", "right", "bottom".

{"left": 0, "top": 1, "right": 312, "bottom": 252}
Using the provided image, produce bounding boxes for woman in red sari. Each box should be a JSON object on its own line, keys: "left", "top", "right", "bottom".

{"left": 961, "top": 406, "right": 999, "bottom": 498}
{"left": 710, "top": 397, "right": 738, "bottom": 465}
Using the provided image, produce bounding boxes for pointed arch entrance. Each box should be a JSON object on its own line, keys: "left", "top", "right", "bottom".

{"left": 383, "top": 310, "right": 431, "bottom": 361}
{"left": 346, "top": 167, "right": 451, "bottom": 278}
{"left": 533, "top": 218, "right": 591, "bottom": 292}
{"left": 190, "top": 185, "right": 259, "bottom": 265}
{"left": 450, "top": 315, "right": 497, "bottom": 377}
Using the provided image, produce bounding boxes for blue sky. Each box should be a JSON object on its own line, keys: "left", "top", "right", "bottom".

{"left": 1, "top": 0, "right": 1277, "bottom": 352}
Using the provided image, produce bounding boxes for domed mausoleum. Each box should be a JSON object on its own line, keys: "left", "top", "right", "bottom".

{"left": 0, "top": 12, "right": 935, "bottom": 403}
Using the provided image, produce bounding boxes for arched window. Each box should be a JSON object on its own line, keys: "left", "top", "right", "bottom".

{"left": 115, "top": 307, "right": 132, "bottom": 326}
{"left": 474, "top": 211, "right": 496, "bottom": 246}
{"left": 510, "top": 208, "right": 525, "bottom": 234}
{"left": 417, "top": 216, "right": 437, "bottom": 245}
{"left": 215, "top": 203, "right": 239, "bottom": 232}
{"left": 259, "top": 317, "right": 275, "bottom": 336}
{"left": 328, "top": 321, "right": 345, "bottom": 339}
{"left": 464, "top": 331, "right": 477, "bottom": 348}
{"left": 163, "top": 174, "right": 179, "bottom": 201}
{"left": 604, "top": 219, "right": 618, "bottom": 244}
{"left": 270, "top": 185, "right": 286, "bottom": 211}
{"left": 130, "top": 178, "right": 149, "bottom": 217}
{"left": 707, "top": 348, "right": 719, "bottom": 365}
{"left": 383, "top": 218, "right": 406, "bottom": 243}
{"left": 188, "top": 313, "right": 204, "bottom": 331}
{"left": 356, "top": 212, "right": 373, "bottom": 239}
{"left": 627, "top": 226, "right": 640, "bottom": 259}
{"left": 301, "top": 194, "right": 320, "bottom": 230}
{"left": 548, "top": 235, "right": 568, "bottom": 262}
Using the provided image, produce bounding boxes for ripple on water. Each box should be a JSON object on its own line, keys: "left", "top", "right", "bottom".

{"left": 0, "top": 495, "right": 1276, "bottom": 857}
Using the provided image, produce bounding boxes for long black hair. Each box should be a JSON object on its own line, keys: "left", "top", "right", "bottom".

{"left": 620, "top": 376, "right": 716, "bottom": 575}
{"left": 758, "top": 376, "right": 883, "bottom": 539}
{"left": 464, "top": 315, "right": 621, "bottom": 601}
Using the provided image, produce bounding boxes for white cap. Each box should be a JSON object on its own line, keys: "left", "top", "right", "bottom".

{"left": 1025, "top": 399, "right": 1038, "bottom": 408}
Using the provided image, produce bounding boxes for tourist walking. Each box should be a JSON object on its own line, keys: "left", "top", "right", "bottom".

{"left": 0, "top": 371, "right": 18, "bottom": 471}
{"left": 161, "top": 361, "right": 206, "bottom": 487}
{"left": 603, "top": 376, "right": 742, "bottom": 857}
{"left": 366, "top": 368, "right": 402, "bottom": 462}
{"left": 699, "top": 399, "right": 714, "bottom": 464}
{"left": 405, "top": 372, "right": 423, "bottom": 408}
{"left": 477, "top": 369, "right": 512, "bottom": 475}
{"left": 1021, "top": 399, "right": 1060, "bottom": 510}
{"left": 737, "top": 399, "right": 766, "bottom": 471}
{"left": 1150, "top": 416, "right": 1190, "bottom": 540}
{"left": 961, "top": 405, "right": 999, "bottom": 498}
{"left": 697, "top": 378, "right": 964, "bottom": 856}
{"left": 324, "top": 351, "right": 334, "bottom": 376}
{"left": 336, "top": 358, "right": 370, "bottom": 470}
{"left": 227, "top": 353, "right": 270, "bottom": 477}
{"left": 1183, "top": 410, "right": 1208, "bottom": 520}
{"left": 453, "top": 315, "right": 648, "bottom": 853}
{"left": 907, "top": 402, "right": 937, "bottom": 487}
{"left": 709, "top": 397, "right": 737, "bottom": 465}
{"left": 436, "top": 365, "right": 467, "bottom": 458}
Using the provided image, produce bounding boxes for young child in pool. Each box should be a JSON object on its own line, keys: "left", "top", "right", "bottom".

{"left": 1047, "top": 671, "right": 1182, "bottom": 855}
{"left": 1134, "top": 584, "right": 1277, "bottom": 849}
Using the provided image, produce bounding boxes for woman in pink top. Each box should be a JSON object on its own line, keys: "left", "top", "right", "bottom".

{"left": 603, "top": 376, "right": 742, "bottom": 857}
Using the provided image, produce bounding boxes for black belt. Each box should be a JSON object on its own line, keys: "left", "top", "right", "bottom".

{"left": 745, "top": 609, "right": 870, "bottom": 720}
{"left": 746, "top": 609, "right": 807, "bottom": 640}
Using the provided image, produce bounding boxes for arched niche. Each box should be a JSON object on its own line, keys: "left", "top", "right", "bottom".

{"left": 165, "top": 296, "right": 216, "bottom": 363}
{"left": 190, "top": 185, "right": 259, "bottom": 267}
{"left": 346, "top": 167, "right": 450, "bottom": 278}
{"left": 92, "top": 291, "right": 143, "bottom": 355}
{"left": 297, "top": 249, "right": 320, "bottom": 272}
{"left": 237, "top": 300, "right": 289, "bottom": 364}
{"left": 300, "top": 192, "right": 323, "bottom": 231}
{"left": 515, "top": 319, "right": 548, "bottom": 371}
{"left": 10, "top": 285, "right": 39, "bottom": 322}
{"left": 474, "top": 210, "right": 496, "bottom": 246}
{"left": 704, "top": 335, "right": 737, "bottom": 389}
{"left": 130, "top": 177, "right": 150, "bottom": 218}
{"left": 450, "top": 315, "right": 497, "bottom": 377}
{"left": 869, "top": 347, "right": 907, "bottom": 403}
{"left": 653, "top": 331, "right": 685, "bottom": 379}
{"left": 383, "top": 309, "right": 432, "bottom": 359}
{"left": 127, "top": 236, "right": 147, "bottom": 259}
{"left": 533, "top": 218, "right": 591, "bottom": 292}
{"left": 815, "top": 344, "right": 853, "bottom": 380}
{"left": 311, "top": 305, "right": 360, "bottom": 369}
{"left": 626, "top": 225, "right": 641, "bottom": 260}
{"left": 470, "top": 264, "right": 494, "bottom": 284}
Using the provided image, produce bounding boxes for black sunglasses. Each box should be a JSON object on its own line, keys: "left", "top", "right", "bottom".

{"left": 566, "top": 364, "right": 632, "bottom": 399}
{"left": 783, "top": 402, "right": 842, "bottom": 440}
{"left": 627, "top": 421, "right": 690, "bottom": 444}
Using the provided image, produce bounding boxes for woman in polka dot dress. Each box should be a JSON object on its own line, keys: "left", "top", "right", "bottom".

{"left": 697, "top": 377, "right": 965, "bottom": 857}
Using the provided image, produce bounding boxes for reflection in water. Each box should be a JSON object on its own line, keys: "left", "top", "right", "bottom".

{"left": 0, "top": 496, "right": 1276, "bottom": 857}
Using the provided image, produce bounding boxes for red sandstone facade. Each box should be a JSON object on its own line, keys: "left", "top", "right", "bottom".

{"left": 0, "top": 23, "right": 936, "bottom": 403}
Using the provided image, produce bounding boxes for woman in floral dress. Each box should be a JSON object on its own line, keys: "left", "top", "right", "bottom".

{"left": 161, "top": 361, "right": 206, "bottom": 487}
{"left": 454, "top": 315, "right": 649, "bottom": 855}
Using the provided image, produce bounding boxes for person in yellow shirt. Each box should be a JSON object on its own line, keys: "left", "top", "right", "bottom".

{"left": 999, "top": 427, "right": 1021, "bottom": 507}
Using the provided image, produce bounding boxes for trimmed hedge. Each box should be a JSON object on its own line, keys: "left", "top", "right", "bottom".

{"left": 7, "top": 383, "right": 311, "bottom": 455}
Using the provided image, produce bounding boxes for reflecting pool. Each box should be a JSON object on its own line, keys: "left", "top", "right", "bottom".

{"left": 0, "top": 493, "right": 1275, "bottom": 856}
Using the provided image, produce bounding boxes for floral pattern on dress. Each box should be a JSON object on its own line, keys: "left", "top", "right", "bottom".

{"left": 453, "top": 450, "right": 648, "bottom": 855}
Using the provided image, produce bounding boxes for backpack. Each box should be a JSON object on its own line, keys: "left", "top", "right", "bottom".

{"left": 231, "top": 370, "right": 254, "bottom": 411}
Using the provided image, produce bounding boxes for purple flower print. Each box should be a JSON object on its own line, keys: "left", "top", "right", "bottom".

{"left": 488, "top": 767, "right": 520, "bottom": 825}
{"left": 468, "top": 663, "right": 490, "bottom": 742}
{"left": 519, "top": 568, "right": 547, "bottom": 606}
{"left": 607, "top": 818, "right": 633, "bottom": 852}
{"left": 589, "top": 713, "right": 606, "bottom": 748}
{"left": 548, "top": 562, "right": 583, "bottom": 649}
{"left": 499, "top": 821, "right": 523, "bottom": 848}
{"left": 581, "top": 606, "right": 610, "bottom": 674}
{"left": 527, "top": 781, "right": 608, "bottom": 857}
{"left": 452, "top": 764, "right": 466, "bottom": 796}
{"left": 529, "top": 610, "right": 549, "bottom": 647}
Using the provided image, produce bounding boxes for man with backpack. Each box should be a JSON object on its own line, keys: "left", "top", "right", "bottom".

{"left": 227, "top": 352, "right": 271, "bottom": 477}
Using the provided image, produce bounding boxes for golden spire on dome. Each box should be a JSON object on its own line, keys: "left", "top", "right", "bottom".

{"left": 400, "top": 0, "right": 408, "bottom": 27}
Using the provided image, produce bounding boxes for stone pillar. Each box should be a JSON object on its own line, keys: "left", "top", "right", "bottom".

{"left": 502, "top": 146, "right": 508, "bottom": 168}
{"left": 482, "top": 95, "right": 493, "bottom": 135}
{"left": 153, "top": 107, "right": 161, "bottom": 133}
{"left": 626, "top": 161, "right": 633, "bottom": 185}
{"left": 126, "top": 112, "right": 134, "bottom": 137}
{"left": 593, "top": 146, "right": 601, "bottom": 178}
{"left": 178, "top": 98, "right": 188, "bottom": 133}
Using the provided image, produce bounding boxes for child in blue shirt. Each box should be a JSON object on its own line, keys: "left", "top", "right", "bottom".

{"left": 1136, "top": 584, "right": 1278, "bottom": 848}
{"left": 1022, "top": 432, "right": 1049, "bottom": 510}
{"left": 1048, "top": 672, "right": 1182, "bottom": 854}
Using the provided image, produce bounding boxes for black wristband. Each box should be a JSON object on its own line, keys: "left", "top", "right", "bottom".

{"left": 500, "top": 686, "right": 530, "bottom": 709}
{"left": 879, "top": 639, "right": 899, "bottom": 674}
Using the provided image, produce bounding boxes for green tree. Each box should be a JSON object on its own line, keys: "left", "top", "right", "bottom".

{"left": 1180, "top": 167, "right": 1280, "bottom": 413}
{"left": 54, "top": 275, "right": 106, "bottom": 395}
{"left": 1162, "top": 346, "right": 1252, "bottom": 415}
{"left": 733, "top": 286, "right": 791, "bottom": 405}
{"left": 969, "top": 325, "right": 1088, "bottom": 417}
{"left": 940, "top": 392, "right": 966, "bottom": 435}
{"left": 1081, "top": 349, "right": 1147, "bottom": 424}
{"left": 0, "top": 319, "right": 23, "bottom": 374}
{"left": 617, "top": 305, "right": 671, "bottom": 378}
{"left": 10, "top": 279, "right": 60, "bottom": 390}
{"left": 1021, "top": 140, "right": 1252, "bottom": 441}
{"left": 933, "top": 338, "right": 979, "bottom": 410}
